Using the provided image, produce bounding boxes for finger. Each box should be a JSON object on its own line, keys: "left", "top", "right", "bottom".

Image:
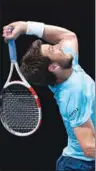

{"left": 3, "top": 31, "right": 12, "bottom": 37}
{"left": 7, "top": 26, "right": 20, "bottom": 39}
{"left": 2, "top": 33, "right": 14, "bottom": 40}
{"left": 3, "top": 26, "right": 14, "bottom": 32}
{"left": 3, "top": 31, "right": 17, "bottom": 40}
{"left": 3, "top": 35, "right": 15, "bottom": 40}
{"left": 3, "top": 25, "right": 12, "bottom": 30}
{"left": 3, "top": 30, "right": 11, "bottom": 35}
{"left": 3, "top": 25, "right": 20, "bottom": 40}
{"left": 3, "top": 28, "right": 15, "bottom": 39}
{"left": 3, "top": 27, "right": 14, "bottom": 35}
{"left": 3, "top": 22, "right": 17, "bottom": 30}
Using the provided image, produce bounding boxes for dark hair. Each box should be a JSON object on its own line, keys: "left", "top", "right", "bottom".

{"left": 20, "top": 39, "right": 57, "bottom": 85}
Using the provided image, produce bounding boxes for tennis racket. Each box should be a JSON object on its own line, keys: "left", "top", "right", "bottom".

{"left": 0, "top": 35, "right": 42, "bottom": 137}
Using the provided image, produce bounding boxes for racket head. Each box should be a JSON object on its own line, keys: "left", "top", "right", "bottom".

{"left": 0, "top": 82, "right": 42, "bottom": 137}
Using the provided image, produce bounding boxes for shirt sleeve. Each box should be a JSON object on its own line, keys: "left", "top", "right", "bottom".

{"left": 67, "top": 91, "right": 92, "bottom": 128}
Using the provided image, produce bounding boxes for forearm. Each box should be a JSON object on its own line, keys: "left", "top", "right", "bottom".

{"left": 43, "top": 24, "right": 75, "bottom": 44}
{"left": 84, "top": 139, "right": 96, "bottom": 158}
{"left": 74, "top": 120, "right": 96, "bottom": 158}
{"left": 3, "top": 21, "right": 77, "bottom": 45}
{"left": 26, "top": 21, "right": 75, "bottom": 44}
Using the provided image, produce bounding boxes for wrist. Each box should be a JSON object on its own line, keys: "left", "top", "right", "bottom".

{"left": 26, "top": 21, "right": 45, "bottom": 38}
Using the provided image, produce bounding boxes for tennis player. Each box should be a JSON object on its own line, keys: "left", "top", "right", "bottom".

{"left": 3, "top": 21, "right": 95, "bottom": 171}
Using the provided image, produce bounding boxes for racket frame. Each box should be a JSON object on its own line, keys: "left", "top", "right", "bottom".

{"left": 1, "top": 40, "right": 42, "bottom": 137}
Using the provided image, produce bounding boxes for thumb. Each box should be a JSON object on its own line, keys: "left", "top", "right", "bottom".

{"left": 4, "top": 26, "right": 21, "bottom": 40}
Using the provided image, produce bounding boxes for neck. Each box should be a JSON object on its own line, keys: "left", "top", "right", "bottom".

{"left": 56, "top": 68, "right": 73, "bottom": 84}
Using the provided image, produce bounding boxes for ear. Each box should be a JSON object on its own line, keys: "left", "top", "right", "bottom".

{"left": 48, "top": 63, "right": 60, "bottom": 72}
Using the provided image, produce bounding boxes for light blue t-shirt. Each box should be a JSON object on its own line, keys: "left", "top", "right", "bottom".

{"left": 49, "top": 47, "right": 95, "bottom": 161}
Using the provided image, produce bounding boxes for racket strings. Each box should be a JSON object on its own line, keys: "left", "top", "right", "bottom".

{"left": 1, "top": 84, "right": 40, "bottom": 133}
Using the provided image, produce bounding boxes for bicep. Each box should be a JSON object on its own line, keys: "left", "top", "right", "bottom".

{"left": 74, "top": 119, "right": 95, "bottom": 150}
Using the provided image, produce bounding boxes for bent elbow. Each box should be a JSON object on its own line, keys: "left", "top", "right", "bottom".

{"left": 71, "top": 32, "right": 77, "bottom": 40}
{"left": 61, "top": 30, "right": 77, "bottom": 41}
{"left": 67, "top": 32, "right": 78, "bottom": 41}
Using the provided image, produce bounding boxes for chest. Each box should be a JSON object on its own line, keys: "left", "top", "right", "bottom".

{"left": 54, "top": 90, "right": 71, "bottom": 120}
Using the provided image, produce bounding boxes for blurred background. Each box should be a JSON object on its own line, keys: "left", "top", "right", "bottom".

{"left": 0, "top": 0, "right": 95, "bottom": 170}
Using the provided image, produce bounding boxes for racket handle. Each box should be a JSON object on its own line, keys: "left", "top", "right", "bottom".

{"left": 8, "top": 40, "right": 17, "bottom": 61}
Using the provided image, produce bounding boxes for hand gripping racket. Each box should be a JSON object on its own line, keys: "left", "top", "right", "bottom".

{"left": 0, "top": 39, "right": 42, "bottom": 137}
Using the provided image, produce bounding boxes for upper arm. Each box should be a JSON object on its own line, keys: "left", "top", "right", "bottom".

{"left": 43, "top": 24, "right": 78, "bottom": 54}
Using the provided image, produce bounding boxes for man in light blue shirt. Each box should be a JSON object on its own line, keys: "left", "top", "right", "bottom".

{"left": 49, "top": 47, "right": 95, "bottom": 163}
{"left": 3, "top": 21, "right": 95, "bottom": 171}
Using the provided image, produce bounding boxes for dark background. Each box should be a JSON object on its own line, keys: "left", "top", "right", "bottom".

{"left": 0, "top": 0, "right": 95, "bottom": 170}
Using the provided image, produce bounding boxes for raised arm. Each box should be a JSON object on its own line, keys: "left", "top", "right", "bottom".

{"left": 3, "top": 21, "right": 78, "bottom": 54}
